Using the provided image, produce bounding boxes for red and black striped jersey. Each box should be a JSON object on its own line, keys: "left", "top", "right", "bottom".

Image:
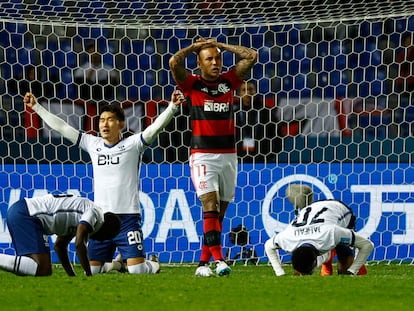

{"left": 177, "top": 68, "right": 243, "bottom": 154}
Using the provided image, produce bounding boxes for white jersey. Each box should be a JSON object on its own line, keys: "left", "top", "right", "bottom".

{"left": 79, "top": 132, "right": 147, "bottom": 214}
{"left": 271, "top": 200, "right": 355, "bottom": 254}
{"left": 25, "top": 194, "right": 104, "bottom": 236}
{"left": 272, "top": 223, "right": 354, "bottom": 254}
{"left": 295, "top": 200, "right": 354, "bottom": 228}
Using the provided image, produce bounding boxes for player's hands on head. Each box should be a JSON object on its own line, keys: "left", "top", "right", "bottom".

{"left": 23, "top": 92, "right": 36, "bottom": 108}
{"left": 193, "top": 38, "right": 218, "bottom": 52}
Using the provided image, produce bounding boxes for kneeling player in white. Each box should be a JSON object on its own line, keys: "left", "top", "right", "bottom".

{"left": 0, "top": 194, "right": 120, "bottom": 276}
{"left": 284, "top": 184, "right": 368, "bottom": 275}
{"left": 265, "top": 186, "right": 374, "bottom": 276}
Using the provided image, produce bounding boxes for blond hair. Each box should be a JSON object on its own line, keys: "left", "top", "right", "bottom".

{"left": 285, "top": 184, "right": 314, "bottom": 210}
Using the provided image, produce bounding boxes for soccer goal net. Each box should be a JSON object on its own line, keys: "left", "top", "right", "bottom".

{"left": 1, "top": 0, "right": 414, "bottom": 265}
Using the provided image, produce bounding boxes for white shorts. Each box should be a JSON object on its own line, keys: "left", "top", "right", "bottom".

{"left": 189, "top": 153, "right": 237, "bottom": 202}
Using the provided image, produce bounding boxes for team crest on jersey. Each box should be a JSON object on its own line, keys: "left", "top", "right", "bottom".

{"left": 218, "top": 83, "right": 231, "bottom": 94}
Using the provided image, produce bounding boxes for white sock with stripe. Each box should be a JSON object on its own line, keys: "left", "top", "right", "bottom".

{"left": 0, "top": 254, "right": 38, "bottom": 276}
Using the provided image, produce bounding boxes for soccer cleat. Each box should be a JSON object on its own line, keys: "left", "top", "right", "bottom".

{"left": 149, "top": 254, "right": 161, "bottom": 274}
{"left": 110, "top": 253, "right": 126, "bottom": 273}
{"left": 195, "top": 264, "right": 214, "bottom": 277}
{"left": 320, "top": 249, "right": 336, "bottom": 276}
{"left": 357, "top": 264, "right": 367, "bottom": 275}
{"left": 215, "top": 260, "right": 231, "bottom": 276}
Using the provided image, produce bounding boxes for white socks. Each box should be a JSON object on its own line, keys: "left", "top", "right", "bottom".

{"left": 128, "top": 260, "right": 160, "bottom": 274}
{"left": 0, "top": 254, "right": 38, "bottom": 276}
{"left": 90, "top": 261, "right": 124, "bottom": 274}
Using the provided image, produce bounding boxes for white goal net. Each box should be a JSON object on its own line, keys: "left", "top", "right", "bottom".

{"left": 1, "top": 0, "right": 414, "bottom": 265}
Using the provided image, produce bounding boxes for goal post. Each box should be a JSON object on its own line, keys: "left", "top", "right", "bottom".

{"left": 1, "top": 1, "right": 414, "bottom": 265}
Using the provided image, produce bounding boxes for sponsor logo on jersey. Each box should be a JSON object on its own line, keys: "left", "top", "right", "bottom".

{"left": 204, "top": 100, "right": 230, "bottom": 112}
{"left": 97, "top": 154, "right": 120, "bottom": 165}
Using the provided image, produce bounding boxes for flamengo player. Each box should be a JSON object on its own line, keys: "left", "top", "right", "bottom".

{"left": 23, "top": 90, "right": 185, "bottom": 274}
{"left": 264, "top": 189, "right": 374, "bottom": 276}
{"left": 169, "top": 38, "right": 257, "bottom": 276}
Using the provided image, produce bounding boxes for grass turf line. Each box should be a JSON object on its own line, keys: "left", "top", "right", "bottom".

{"left": 0, "top": 264, "right": 414, "bottom": 311}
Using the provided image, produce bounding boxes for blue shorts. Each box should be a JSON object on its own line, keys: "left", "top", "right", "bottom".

{"left": 6, "top": 200, "right": 50, "bottom": 255}
{"left": 88, "top": 214, "right": 145, "bottom": 262}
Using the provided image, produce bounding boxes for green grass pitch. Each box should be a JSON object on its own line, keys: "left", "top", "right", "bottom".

{"left": 1, "top": 263, "right": 413, "bottom": 311}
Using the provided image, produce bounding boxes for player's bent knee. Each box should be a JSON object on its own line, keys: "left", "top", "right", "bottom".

{"left": 29, "top": 253, "right": 51, "bottom": 276}
{"left": 199, "top": 192, "right": 219, "bottom": 211}
{"left": 127, "top": 257, "right": 145, "bottom": 266}
{"left": 36, "top": 266, "right": 52, "bottom": 276}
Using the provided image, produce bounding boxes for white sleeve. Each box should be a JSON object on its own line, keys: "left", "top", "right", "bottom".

{"left": 32, "top": 102, "right": 80, "bottom": 144}
{"left": 264, "top": 238, "right": 286, "bottom": 276}
{"left": 347, "top": 233, "right": 374, "bottom": 275}
{"left": 316, "top": 251, "right": 331, "bottom": 268}
{"left": 141, "top": 102, "right": 178, "bottom": 145}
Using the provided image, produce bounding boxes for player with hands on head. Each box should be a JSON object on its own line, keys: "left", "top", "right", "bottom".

{"left": 265, "top": 184, "right": 374, "bottom": 276}
{"left": 23, "top": 90, "right": 186, "bottom": 275}
{"left": 169, "top": 38, "right": 257, "bottom": 277}
{"left": 0, "top": 193, "right": 120, "bottom": 277}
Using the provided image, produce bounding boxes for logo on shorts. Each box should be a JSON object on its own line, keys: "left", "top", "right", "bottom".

{"left": 199, "top": 181, "right": 208, "bottom": 190}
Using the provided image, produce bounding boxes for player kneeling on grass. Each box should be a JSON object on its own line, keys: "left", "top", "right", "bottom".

{"left": 0, "top": 194, "right": 120, "bottom": 277}
{"left": 264, "top": 184, "right": 374, "bottom": 276}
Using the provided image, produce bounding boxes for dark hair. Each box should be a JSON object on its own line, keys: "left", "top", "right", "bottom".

{"left": 90, "top": 212, "right": 121, "bottom": 241}
{"left": 100, "top": 105, "right": 125, "bottom": 122}
{"left": 291, "top": 245, "right": 318, "bottom": 275}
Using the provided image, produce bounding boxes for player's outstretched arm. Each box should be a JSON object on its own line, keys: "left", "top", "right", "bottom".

{"left": 141, "top": 90, "right": 186, "bottom": 145}
{"left": 347, "top": 233, "right": 374, "bottom": 275}
{"left": 54, "top": 235, "right": 76, "bottom": 276}
{"left": 23, "top": 92, "right": 80, "bottom": 144}
{"left": 264, "top": 238, "right": 286, "bottom": 276}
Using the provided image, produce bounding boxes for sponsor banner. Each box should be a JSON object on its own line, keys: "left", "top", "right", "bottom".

{"left": 1, "top": 163, "right": 414, "bottom": 262}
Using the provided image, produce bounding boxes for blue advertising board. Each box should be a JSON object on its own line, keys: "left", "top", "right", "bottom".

{"left": 1, "top": 163, "right": 414, "bottom": 263}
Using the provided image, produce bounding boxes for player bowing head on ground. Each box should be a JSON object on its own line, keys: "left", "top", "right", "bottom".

{"left": 23, "top": 90, "right": 185, "bottom": 275}
{"left": 0, "top": 193, "right": 120, "bottom": 277}
{"left": 265, "top": 184, "right": 374, "bottom": 276}
{"left": 285, "top": 184, "right": 368, "bottom": 275}
{"left": 169, "top": 38, "right": 257, "bottom": 277}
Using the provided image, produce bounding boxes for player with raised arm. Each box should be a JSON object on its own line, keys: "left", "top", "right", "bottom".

{"left": 23, "top": 90, "right": 185, "bottom": 274}
{"left": 0, "top": 193, "right": 120, "bottom": 276}
{"left": 169, "top": 38, "right": 257, "bottom": 277}
{"left": 265, "top": 185, "right": 374, "bottom": 276}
